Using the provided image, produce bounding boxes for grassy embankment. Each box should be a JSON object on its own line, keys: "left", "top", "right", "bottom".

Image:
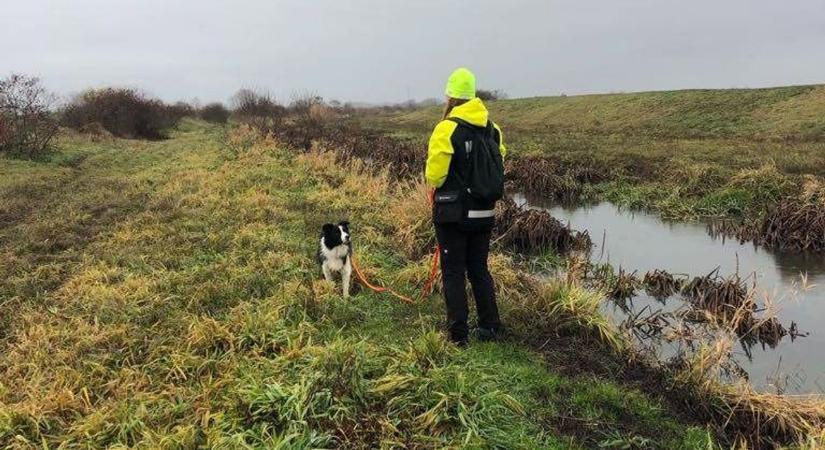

{"left": 0, "top": 121, "right": 716, "bottom": 448}
{"left": 366, "top": 85, "right": 825, "bottom": 222}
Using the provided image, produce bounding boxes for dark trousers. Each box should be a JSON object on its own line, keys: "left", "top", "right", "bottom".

{"left": 434, "top": 223, "right": 500, "bottom": 342}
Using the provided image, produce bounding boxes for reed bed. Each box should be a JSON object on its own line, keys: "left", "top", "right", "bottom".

{"left": 495, "top": 197, "right": 592, "bottom": 254}
{"left": 606, "top": 268, "right": 641, "bottom": 301}
{"left": 675, "top": 269, "right": 801, "bottom": 350}
{"left": 672, "top": 337, "right": 825, "bottom": 448}
{"left": 756, "top": 198, "right": 825, "bottom": 251}
{"left": 682, "top": 269, "right": 752, "bottom": 320}
{"left": 643, "top": 269, "right": 685, "bottom": 300}
{"left": 705, "top": 196, "right": 825, "bottom": 253}
{"left": 505, "top": 156, "right": 581, "bottom": 202}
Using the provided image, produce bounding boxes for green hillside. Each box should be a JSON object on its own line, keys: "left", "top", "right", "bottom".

{"left": 379, "top": 85, "right": 825, "bottom": 141}
{"left": 367, "top": 85, "right": 825, "bottom": 222}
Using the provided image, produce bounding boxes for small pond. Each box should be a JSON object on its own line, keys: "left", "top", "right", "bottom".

{"left": 514, "top": 193, "right": 825, "bottom": 395}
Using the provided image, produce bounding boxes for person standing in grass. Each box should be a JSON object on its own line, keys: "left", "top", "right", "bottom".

{"left": 425, "top": 67, "right": 507, "bottom": 346}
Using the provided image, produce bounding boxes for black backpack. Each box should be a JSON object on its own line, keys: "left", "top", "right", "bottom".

{"left": 447, "top": 118, "right": 505, "bottom": 203}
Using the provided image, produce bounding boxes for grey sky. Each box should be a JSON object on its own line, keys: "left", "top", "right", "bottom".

{"left": 2, "top": 0, "right": 824, "bottom": 104}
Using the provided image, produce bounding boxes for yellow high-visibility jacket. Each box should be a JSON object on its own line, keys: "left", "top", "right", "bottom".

{"left": 425, "top": 97, "right": 506, "bottom": 188}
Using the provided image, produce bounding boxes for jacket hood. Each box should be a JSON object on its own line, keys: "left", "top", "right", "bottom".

{"left": 448, "top": 97, "right": 488, "bottom": 127}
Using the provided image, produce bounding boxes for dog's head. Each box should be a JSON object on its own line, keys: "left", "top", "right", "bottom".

{"left": 321, "top": 221, "right": 350, "bottom": 248}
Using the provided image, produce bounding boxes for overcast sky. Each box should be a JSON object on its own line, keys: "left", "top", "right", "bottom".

{"left": 2, "top": 0, "right": 824, "bottom": 104}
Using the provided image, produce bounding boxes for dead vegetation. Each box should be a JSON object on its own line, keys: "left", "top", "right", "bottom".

{"left": 544, "top": 256, "right": 824, "bottom": 448}
{"left": 273, "top": 120, "right": 593, "bottom": 257}
{"left": 78, "top": 122, "right": 113, "bottom": 142}
{"left": 606, "top": 268, "right": 641, "bottom": 301}
{"left": 643, "top": 269, "right": 684, "bottom": 300}
{"left": 494, "top": 197, "right": 592, "bottom": 254}
{"left": 706, "top": 178, "right": 825, "bottom": 253}
{"left": 672, "top": 268, "right": 803, "bottom": 350}
{"left": 506, "top": 156, "right": 581, "bottom": 202}
{"left": 670, "top": 337, "right": 825, "bottom": 448}
{"left": 682, "top": 268, "right": 753, "bottom": 320}
{"left": 323, "top": 124, "right": 424, "bottom": 179}
{"left": 756, "top": 199, "right": 825, "bottom": 252}
{"left": 611, "top": 299, "right": 823, "bottom": 447}
{"left": 580, "top": 261, "right": 805, "bottom": 357}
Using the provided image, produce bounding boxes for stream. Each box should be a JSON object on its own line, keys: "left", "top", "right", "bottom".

{"left": 514, "top": 193, "right": 825, "bottom": 395}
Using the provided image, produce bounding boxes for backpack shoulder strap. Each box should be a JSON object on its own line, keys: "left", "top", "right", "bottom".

{"left": 446, "top": 117, "right": 493, "bottom": 135}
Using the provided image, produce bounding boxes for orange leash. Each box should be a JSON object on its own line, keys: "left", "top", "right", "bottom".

{"left": 351, "top": 255, "right": 417, "bottom": 304}
{"left": 350, "top": 189, "right": 442, "bottom": 304}
{"left": 421, "top": 244, "right": 441, "bottom": 299}
{"left": 351, "top": 246, "right": 440, "bottom": 304}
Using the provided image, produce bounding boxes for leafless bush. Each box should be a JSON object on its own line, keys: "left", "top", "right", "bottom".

{"left": 476, "top": 89, "right": 508, "bottom": 101}
{"left": 199, "top": 102, "right": 231, "bottom": 124}
{"left": 230, "top": 88, "right": 286, "bottom": 131}
{"left": 327, "top": 99, "right": 359, "bottom": 116}
{"left": 231, "top": 88, "right": 285, "bottom": 117}
{"left": 60, "top": 87, "right": 177, "bottom": 139}
{"left": 167, "top": 101, "right": 197, "bottom": 122}
{"left": 0, "top": 74, "right": 59, "bottom": 158}
{"left": 285, "top": 91, "right": 336, "bottom": 150}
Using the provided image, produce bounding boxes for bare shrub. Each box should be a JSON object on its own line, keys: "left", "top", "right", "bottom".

{"left": 230, "top": 88, "right": 286, "bottom": 132}
{"left": 199, "top": 102, "right": 231, "bottom": 124}
{"left": 285, "top": 91, "right": 335, "bottom": 150}
{"left": 167, "top": 101, "right": 197, "bottom": 122}
{"left": 60, "top": 88, "right": 177, "bottom": 139}
{"left": 476, "top": 89, "right": 508, "bottom": 101}
{"left": 231, "top": 88, "right": 285, "bottom": 118}
{"left": 0, "top": 74, "right": 59, "bottom": 158}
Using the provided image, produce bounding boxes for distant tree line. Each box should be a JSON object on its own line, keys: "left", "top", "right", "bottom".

{"left": 1, "top": 71, "right": 508, "bottom": 159}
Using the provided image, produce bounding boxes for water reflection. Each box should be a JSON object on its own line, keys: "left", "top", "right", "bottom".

{"left": 771, "top": 250, "right": 825, "bottom": 281}
{"left": 514, "top": 193, "right": 825, "bottom": 395}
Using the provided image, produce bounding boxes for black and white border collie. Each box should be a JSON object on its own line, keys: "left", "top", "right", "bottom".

{"left": 318, "top": 221, "right": 352, "bottom": 298}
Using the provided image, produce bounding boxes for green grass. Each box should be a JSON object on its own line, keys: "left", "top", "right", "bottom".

{"left": 0, "top": 121, "right": 714, "bottom": 448}
{"left": 366, "top": 85, "right": 825, "bottom": 221}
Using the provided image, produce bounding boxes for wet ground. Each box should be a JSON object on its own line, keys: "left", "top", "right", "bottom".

{"left": 514, "top": 193, "right": 825, "bottom": 395}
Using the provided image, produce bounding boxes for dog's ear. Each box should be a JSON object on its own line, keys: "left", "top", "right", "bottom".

{"left": 322, "top": 223, "right": 335, "bottom": 234}
{"left": 339, "top": 220, "right": 350, "bottom": 230}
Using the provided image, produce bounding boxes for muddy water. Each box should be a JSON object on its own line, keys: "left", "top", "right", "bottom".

{"left": 514, "top": 194, "right": 825, "bottom": 395}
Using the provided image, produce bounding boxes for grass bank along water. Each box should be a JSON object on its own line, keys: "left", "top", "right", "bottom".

{"left": 1, "top": 121, "right": 724, "bottom": 448}
{"left": 364, "top": 85, "right": 825, "bottom": 251}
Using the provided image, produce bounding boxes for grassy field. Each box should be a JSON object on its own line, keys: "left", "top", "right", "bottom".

{"left": 0, "top": 121, "right": 719, "bottom": 448}
{"left": 366, "top": 85, "right": 825, "bottom": 221}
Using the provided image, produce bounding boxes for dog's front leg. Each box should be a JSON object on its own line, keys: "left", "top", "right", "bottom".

{"left": 322, "top": 263, "right": 334, "bottom": 282}
{"left": 342, "top": 259, "right": 352, "bottom": 298}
